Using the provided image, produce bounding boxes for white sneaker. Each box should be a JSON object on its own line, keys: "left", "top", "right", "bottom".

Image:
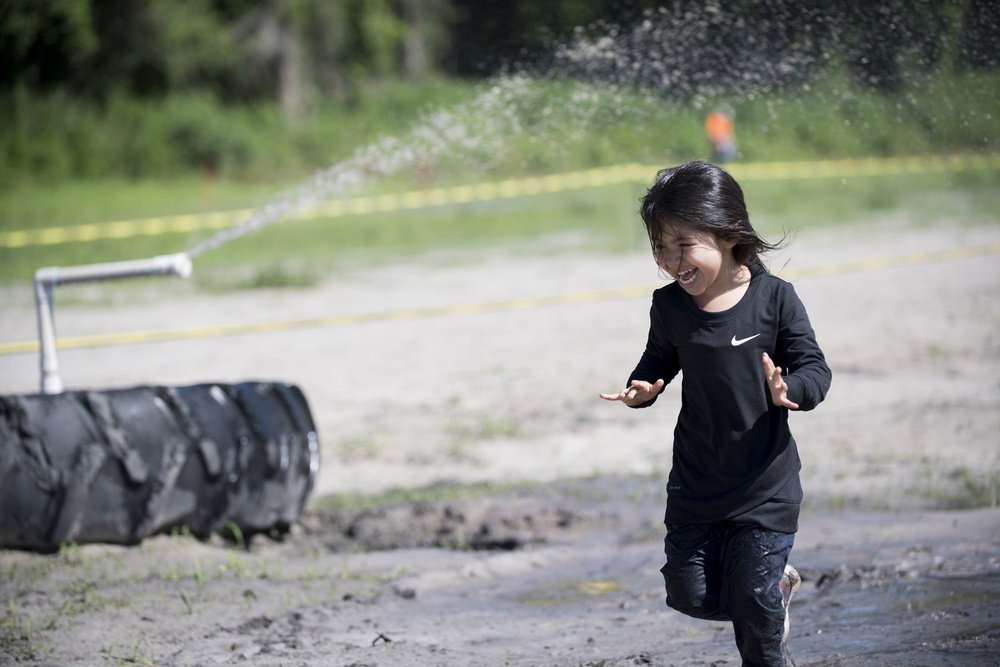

{"left": 779, "top": 563, "right": 802, "bottom": 645}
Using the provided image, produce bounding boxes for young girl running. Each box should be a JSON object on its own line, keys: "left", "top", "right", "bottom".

{"left": 600, "top": 161, "right": 831, "bottom": 666}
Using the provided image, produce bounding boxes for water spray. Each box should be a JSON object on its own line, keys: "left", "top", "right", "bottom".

{"left": 33, "top": 253, "right": 193, "bottom": 394}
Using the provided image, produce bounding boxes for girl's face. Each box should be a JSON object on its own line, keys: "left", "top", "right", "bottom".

{"left": 652, "top": 223, "right": 740, "bottom": 301}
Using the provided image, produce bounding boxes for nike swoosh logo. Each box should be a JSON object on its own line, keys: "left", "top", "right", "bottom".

{"left": 731, "top": 334, "right": 761, "bottom": 346}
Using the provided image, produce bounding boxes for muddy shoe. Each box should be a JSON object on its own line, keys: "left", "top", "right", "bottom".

{"left": 779, "top": 563, "right": 802, "bottom": 645}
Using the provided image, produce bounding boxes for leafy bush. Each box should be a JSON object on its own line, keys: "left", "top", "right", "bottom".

{"left": 0, "top": 64, "right": 998, "bottom": 190}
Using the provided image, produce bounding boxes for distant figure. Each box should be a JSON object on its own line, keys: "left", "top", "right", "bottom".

{"left": 704, "top": 107, "right": 737, "bottom": 162}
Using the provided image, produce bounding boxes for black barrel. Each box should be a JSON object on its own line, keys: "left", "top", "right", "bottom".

{"left": 0, "top": 382, "right": 319, "bottom": 552}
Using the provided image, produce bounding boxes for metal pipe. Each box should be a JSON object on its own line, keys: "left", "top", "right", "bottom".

{"left": 34, "top": 277, "right": 62, "bottom": 394}
{"left": 34, "top": 253, "right": 192, "bottom": 287}
{"left": 34, "top": 253, "right": 193, "bottom": 394}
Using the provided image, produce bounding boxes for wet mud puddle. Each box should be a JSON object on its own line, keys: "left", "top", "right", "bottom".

{"left": 778, "top": 571, "right": 1000, "bottom": 665}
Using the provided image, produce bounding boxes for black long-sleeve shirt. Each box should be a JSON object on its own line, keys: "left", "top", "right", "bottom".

{"left": 629, "top": 265, "right": 831, "bottom": 533}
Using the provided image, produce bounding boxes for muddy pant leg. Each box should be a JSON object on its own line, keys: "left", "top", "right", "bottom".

{"left": 661, "top": 523, "right": 730, "bottom": 621}
{"left": 721, "top": 525, "right": 795, "bottom": 667}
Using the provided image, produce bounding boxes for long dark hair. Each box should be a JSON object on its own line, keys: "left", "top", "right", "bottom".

{"left": 639, "top": 161, "right": 779, "bottom": 272}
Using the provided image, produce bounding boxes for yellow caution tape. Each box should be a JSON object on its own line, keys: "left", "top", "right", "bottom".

{"left": 3, "top": 155, "right": 996, "bottom": 249}
{"left": 2, "top": 241, "right": 998, "bottom": 356}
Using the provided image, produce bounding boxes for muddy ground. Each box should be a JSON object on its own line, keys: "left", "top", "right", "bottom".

{"left": 1, "top": 216, "right": 999, "bottom": 666}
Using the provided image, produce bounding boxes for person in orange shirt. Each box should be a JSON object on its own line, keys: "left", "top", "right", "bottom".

{"left": 705, "top": 107, "right": 737, "bottom": 162}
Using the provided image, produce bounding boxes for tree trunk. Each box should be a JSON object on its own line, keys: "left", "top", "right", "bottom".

{"left": 401, "top": 0, "right": 428, "bottom": 80}
{"left": 278, "top": 5, "right": 306, "bottom": 120}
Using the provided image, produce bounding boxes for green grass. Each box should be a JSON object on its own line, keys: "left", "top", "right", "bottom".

{"left": 1, "top": 167, "right": 998, "bottom": 289}
{"left": 1, "top": 600, "right": 51, "bottom": 662}
{"left": 0, "top": 177, "right": 285, "bottom": 228}
{"left": 309, "top": 479, "right": 539, "bottom": 513}
{"left": 744, "top": 168, "right": 1000, "bottom": 231}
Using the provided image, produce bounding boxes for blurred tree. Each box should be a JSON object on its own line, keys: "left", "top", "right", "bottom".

{"left": 400, "top": 0, "right": 428, "bottom": 78}
{"left": 539, "top": 0, "right": 834, "bottom": 98}
{"left": 230, "top": 0, "right": 307, "bottom": 117}
{"left": 299, "top": 1, "right": 351, "bottom": 102}
{"left": 289, "top": 0, "right": 452, "bottom": 106}
{"left": 959, "top": 0, "right": 1000, "bottom": 69}
{"left": 1, "top": 0, "right": 454, "bottom": 115}
{"left": 0, "top": 0, "right": 98, "bottom": 91}
{"left": 398, "top": 0, "right": 453, "bottom": 80}
{"left": 2, "top": 0, "right": 992, "bottom": 113}
{"left": 825, "top": 0, "right": 959, "bottom": 92}
{"left": 142, "top": 0, "right": 246, "bottom": 98}
{"left": 0, "top": 0, "right": 255, "bottom": 101}
{"left": 832, "top": 0, "right": 906, "bottom": 91}
{"left": 448, "top": 0, "right": 519, "bottom": 75}
{"left": 444, "top": 0, "right": 667, "bottom": 76}
{"left": 276, "top": 0, "right": 306, "bottom": 119}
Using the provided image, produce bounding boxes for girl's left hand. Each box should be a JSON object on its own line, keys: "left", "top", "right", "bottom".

{"left": 762, "top": 352, "right": 799, "bottom": 409}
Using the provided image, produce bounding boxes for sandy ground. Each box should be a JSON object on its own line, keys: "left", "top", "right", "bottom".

{"left": 1, "top": 216, "right": 999, "bottom": 666}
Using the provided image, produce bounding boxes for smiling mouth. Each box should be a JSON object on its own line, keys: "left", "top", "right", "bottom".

{"left": 677, "top": 267, "right": 698, "bottom": 287}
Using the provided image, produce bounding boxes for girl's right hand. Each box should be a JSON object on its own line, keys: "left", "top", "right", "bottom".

{"left": 599, "top": 379, "right": 665, "bottom": 407}
{"left": 762, "top": 352, "right": 799, "bottom": 409}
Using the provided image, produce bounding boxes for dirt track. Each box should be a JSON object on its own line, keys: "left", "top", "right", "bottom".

{"left": 1, "top": 217, "right": 999, "bottom": 665}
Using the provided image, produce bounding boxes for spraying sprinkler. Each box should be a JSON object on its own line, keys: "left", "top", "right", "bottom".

{"left": 33, "top": 253, "right": 193, "bottom": 394}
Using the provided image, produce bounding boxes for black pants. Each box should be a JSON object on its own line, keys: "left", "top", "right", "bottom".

{"left": 662, "top": 522, "right": 794, "bottom": 667}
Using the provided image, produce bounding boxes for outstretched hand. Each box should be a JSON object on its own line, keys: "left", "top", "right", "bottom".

{"left": 762, "top": 352, "right": 798, "bottom": 409}
{"left": 599, "top": 379, "right": 665, "bottom": 407}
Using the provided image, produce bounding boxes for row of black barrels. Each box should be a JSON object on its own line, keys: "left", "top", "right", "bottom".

{"left": 0, "top": 382, "right": 319, "bottom": 552}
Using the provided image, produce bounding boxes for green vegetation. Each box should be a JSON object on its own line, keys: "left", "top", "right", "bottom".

{"left": 1, "top": 2, "right": 998, "bottom": 288}
{"left": 310, "top": 479, "right": 537, "bottom": 513}
{"left": 0, "top": 600, "right": 51, "bottom": 662}
{"left": 0, "top": 79, "right": 477, "bottom": 186}
{"left": 1, "top": 166, "right": 997, "bottom": 288}
{"left": 2, "top": 67, "right": 997, "bottom": 188}
{"left": 3, "top": 1, "right": 996, "bottom": 186}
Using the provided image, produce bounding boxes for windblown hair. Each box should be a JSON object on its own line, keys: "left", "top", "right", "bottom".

{"left": 639, "top": 161, "right": 779, "bottom": 272}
